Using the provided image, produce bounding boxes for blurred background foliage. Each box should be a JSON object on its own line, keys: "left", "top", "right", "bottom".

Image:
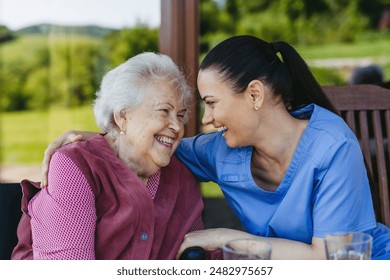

{"left": 0, "top": 25, "right": 158, "bottom": 112}
{"left": 0, "top": 0, "right": 390, "bottom": 167}
{"left": 1, "top": 0, "right": 390, "bottom": 113}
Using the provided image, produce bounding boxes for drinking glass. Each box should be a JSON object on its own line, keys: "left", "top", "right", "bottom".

{"left": 324, "top": 232, "right": 373, "bottom": 260}
{"left": 222, "top": 238, "right": 272, "bottom": 260}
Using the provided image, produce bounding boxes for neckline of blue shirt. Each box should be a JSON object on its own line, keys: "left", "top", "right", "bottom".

{"left": 243, "top": 104, "right": 317, "bottom": 195}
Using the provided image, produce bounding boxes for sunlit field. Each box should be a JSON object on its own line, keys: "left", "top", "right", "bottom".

{"left": 0, "top": 105, "right": 98, "bottom": 164}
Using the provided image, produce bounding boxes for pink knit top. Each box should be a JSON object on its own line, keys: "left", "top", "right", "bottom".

{"left": 28, "top": 152, "right": 203, "bottom": 259}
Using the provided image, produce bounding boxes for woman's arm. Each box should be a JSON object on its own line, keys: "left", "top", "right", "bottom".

{"left": 41, "top": 130, "right": 98, "bottom": 187}
{"left": 311, "top": 138, "right": 376, "bottom": 236}
{"left": 175, "top": 133, "right": 221, "bottom": 183}
{"left": 177, "top": 228, "right": 326, "bottom": 260}
{"left": 32, "top": 151, "right": 97, "bottom": 259}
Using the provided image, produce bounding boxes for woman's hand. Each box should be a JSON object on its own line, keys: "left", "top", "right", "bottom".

{"left": 176, "top": 228, "right": 252, "bottom": 259}
{"left": 40, "top": 130, "right": 97, "bottom": 188}
{"left": 176, "top": 229, "right": 327, "bottom": 259}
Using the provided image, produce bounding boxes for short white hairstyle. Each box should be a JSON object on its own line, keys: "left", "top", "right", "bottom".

{"left": 93, "top": 52, "right": 192, "bottom": 137}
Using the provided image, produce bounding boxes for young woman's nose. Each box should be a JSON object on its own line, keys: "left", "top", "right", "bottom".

{"left": 201, "top": 107, "right": 213, "bottom": 125}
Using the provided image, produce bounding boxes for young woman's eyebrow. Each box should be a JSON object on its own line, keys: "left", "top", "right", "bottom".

{"left": 202, "top": 95, "right": 213, "bottom": 101}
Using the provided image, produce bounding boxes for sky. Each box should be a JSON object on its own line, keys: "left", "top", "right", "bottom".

{"left": 0, "top": 0, "right": 161, "bottom": 30}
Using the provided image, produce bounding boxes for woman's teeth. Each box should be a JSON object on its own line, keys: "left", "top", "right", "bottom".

{"left": 217, "top": 126, "right": 227, "bottom": 133}
{"left": 155, "top": 135, "right": 173, "bottom": 146}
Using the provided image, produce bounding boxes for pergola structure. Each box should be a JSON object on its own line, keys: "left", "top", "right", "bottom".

{"left": 159, "top": 0, "right": 200, "bottom": 137}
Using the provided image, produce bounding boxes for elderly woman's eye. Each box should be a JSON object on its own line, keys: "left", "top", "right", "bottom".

{"left": 159, "top": 109, "right": 169, "bottom": 114}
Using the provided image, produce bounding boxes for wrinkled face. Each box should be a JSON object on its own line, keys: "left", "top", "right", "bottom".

{"left": 198, "top": 70, "right": 257, "bottom": 147}
{"left": 117, "top": 80, "right": 187, "bottom": 176}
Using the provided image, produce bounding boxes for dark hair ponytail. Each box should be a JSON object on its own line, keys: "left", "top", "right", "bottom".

{"left": 271, "top": 41, "right": 337, "bottom": 113}
{"left": 200, "top": 35, "right": 337, "bottom": 114}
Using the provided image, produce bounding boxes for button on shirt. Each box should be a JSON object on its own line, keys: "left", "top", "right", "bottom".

{"left": 140, "top": 232, "right": 149, "bottom": 241}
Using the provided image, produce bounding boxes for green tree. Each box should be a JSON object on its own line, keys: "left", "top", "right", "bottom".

{"left": 201, "top": 0, "right": 371, "bottom": 49}
{"left": 0, "top": 61, "right": 29, "bottom": 111}
{"left": 0, "top": 25, "right": 15, "bottom": 43}
{"left": 22, "top": 46, "right": 51, "bottom": 109}
{"left": 24, "top": 67, "right": 50, "bottom": 109}
{"left": 47, "top": 38, "right": 100, "bottom": 107}
{"left": 103, "top": 25, "right": 158, "bottom": 67}
{"left": 200, "top": 0, "right": 238, "bottom": 53}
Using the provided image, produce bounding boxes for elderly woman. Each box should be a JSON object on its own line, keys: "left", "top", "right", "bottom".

{"left": 11, "top": 52, "right": 204, "bottom": 260}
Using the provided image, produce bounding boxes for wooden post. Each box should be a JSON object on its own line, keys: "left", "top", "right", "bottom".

{"left": 159, "top": 0, "right": 200, "bottom": 137}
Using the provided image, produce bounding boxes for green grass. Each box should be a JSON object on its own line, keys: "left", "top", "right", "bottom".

{"left": 296, "top": 38, "right": 390, "bottom": 84}
{"left": 0, "top": 35, "right": 99, "bottom": 61}
{"left": 0, "top": 36, "right": 49, "bottom": 63}
{"left": 297, "top": 38, "right": 390, "bottom": 59}
{"left": 0, "top": 105, "right": 99, "bottom": 164}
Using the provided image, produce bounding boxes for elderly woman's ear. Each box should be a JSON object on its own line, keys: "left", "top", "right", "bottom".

{"left": 113, "top": 109, "right": 128, "bottom": 134}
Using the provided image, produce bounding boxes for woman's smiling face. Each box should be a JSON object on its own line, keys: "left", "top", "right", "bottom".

{"left": 198, "top": 69, "right": 257, "bottom": 147}
{"left": 117, "top": 80, "right": 187, "bottom": 175}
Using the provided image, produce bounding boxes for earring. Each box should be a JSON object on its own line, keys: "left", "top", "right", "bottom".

{"left": 254, "top": 106, "right": 259, "bottom": 111}
{"left": 120, "top": 131, "right": 125, "bottom": 135}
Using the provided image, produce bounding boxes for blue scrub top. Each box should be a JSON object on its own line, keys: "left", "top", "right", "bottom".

{"left": 175, "top": 104, "right": 390, "bottom": 259}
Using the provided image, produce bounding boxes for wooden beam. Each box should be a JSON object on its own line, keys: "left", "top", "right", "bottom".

{"left": 159, "top": 0, "right": 200, "bottom": 137}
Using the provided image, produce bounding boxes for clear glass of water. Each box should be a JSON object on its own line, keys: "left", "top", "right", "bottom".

{"left": 222, "top": 238, "right": 272, "bottom": 260}
{"left": 324, "top": 232, "right": 373, "bottom": 260}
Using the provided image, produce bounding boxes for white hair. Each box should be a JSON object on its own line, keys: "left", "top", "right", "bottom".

{"left": 93, "top": 52, "right": 192, "bottom": 137}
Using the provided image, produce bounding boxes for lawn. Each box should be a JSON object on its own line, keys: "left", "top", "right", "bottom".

{"left": 297, "top": 38, "right": 390, "bottom": 59}
{"left": 0, "top": 105, "right": 98, "bottom": 164}
{"left": 297, "top": 37, "right": 390, "bottom": 81}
